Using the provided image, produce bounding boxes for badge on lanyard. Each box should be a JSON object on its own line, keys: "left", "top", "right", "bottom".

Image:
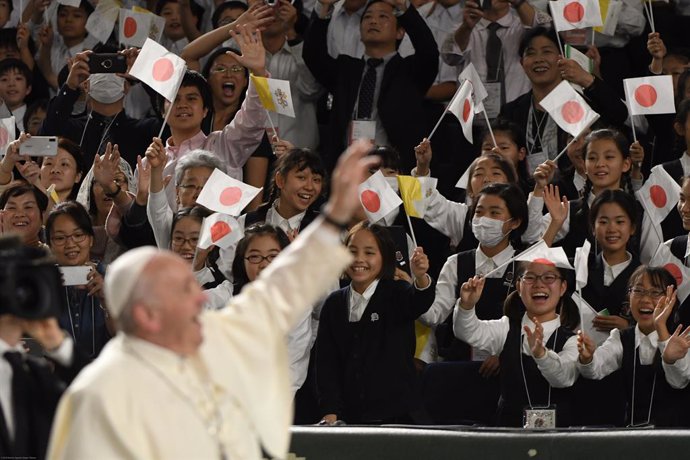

{"left": 349, "top": 119, "right": 376, "bottom": 145}
{"left": 523, "top": 405, "right": 557, "bottom": 429}
{"left": 484, "top": 82, "right": 502, "bottom": 119}
{"left": 526, "top": 151, "right": 548, "bottom": 174}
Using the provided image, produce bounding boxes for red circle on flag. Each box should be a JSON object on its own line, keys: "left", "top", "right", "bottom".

{"left": 211, "top": 221, "right": 231, "bottom": 242}
{"left": 561, "top": 100, "right": 584, "bottom": 124}
{"left": 361, "top": 189, "right": 381, "bottom": 213}
{"left": 152, "top": 58, "right": 174, "bottom": 82}
{"left": 649, "top": 184, "right": 667, "bottom": 208}
{"left": 664, "top": 263, "right": 683, "bottom": 286}
{"left": 563, "top": 2, "right": 585, "bottom": 22}
{"left": 219, "top": 186, "right": 242, "bottom": 206}
{"left": 634, "top": 84, "right": 657, "bottom": 108}
{"left": 0, "top": 126, "right": 8, "bottom": 148}
{"left": 463, "top": 98, "right": 471, "bottom": 122}
{"left": 124, "top": 17, "right": 138, "bottom": 38}
{"left": 532, "top": 258, "right": 556, "bottom": 266}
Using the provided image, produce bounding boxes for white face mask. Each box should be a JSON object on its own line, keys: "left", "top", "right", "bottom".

{"left": 384, "top": 176, "right": 399, "bottom": 193}
{"left": 88, "top": 74, "right": 125, "bottom": 104}
{"left": 472, "top": 216, "right": 512, "bottom": 247}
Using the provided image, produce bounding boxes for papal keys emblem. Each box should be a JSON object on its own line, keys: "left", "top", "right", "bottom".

{"left": 274, "top": 88, "right": 289, "bottom": 109}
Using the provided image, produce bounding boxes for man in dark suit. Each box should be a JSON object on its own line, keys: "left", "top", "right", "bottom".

{"left": 304, "top": 0, "right": 438, "bottom": 173}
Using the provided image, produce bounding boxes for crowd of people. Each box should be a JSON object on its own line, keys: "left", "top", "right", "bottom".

{"left": 0, "top": 0, "right": 690, "bottom": 457}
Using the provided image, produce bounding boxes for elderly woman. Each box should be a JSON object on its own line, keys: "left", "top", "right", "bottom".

{"left": 0, "top": 181, "right": 49, "bottom": 250}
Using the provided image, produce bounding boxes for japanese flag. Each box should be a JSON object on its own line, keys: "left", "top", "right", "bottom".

{"left": 0, "top": 116, "right": 15, "bottom": 156}
{"left": 198, "top": 213, "right": 243, "bottom": 249}
{"left": 651, "top": 244, "right": 690, "bottom": 303}
{"left": 574, "top": 239, "right": 591, "bottom": 290}
{"left": 195, "top": 169, "right": 262, "bottom": 216}
{"left": 130, "top": 38, "right": 187, "bottom": 102}
{"left": 447, "top": 79, "right": 474, "bottom": 143}
{"left": 540, "top": 81, "right": 600, "bottom": 138}
{"left": 623, "top": 75, "right": 675, "bottom": 115}
{"left": 250, "top": 75, "right": 295, "bottom": 117}
{"left": 635, "top": 165, "right": 680, "bottom": 225}
{"left": 550, "top": 0, "right": 603, "bottom": 32}
{"left": 515, "top": 240, "right": 574, "bottom": 269}
{"left": 458, "top": 63, "right": 488, "bottom": 114}
{"left": 119, "top": 9, "right": 152, "bottom": 48}
{"left": 358, "top": 170, "right": 402, "bottom": 223}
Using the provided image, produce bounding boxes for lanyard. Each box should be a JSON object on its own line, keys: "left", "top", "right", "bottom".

{"left": 520, "top": 327, "right": 557, "bottom": 409}
{"left": 628, "top": 343, "right": 657, "bottom": 427}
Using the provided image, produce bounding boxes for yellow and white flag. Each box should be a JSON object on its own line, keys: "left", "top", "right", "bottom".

{"left": 0, "top": 116, "right": 15, "bottom": 156}
{"left": 397, "top": 175, "right": 437, "bottom": 218}
{"left": 250, "top": 75, "right": 295, "bottom": 117}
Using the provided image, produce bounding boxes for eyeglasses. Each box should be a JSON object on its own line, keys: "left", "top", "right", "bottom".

{"left": 51, "top": 231, "right": 88, "bottom": 246}
{"left": 629, "top": 287, "right": 665, "bottom": 300}
{"left": 171, "top": 235, "right": 199, "bottom": 247}
{"left": 210, "top": 65, "right": 245, "bottom": 75}
{"left": 245, "top": 254, "right": 277, "bottom": 265}
{"left": 178, "top": 184, "right": 204, "bottom": 193}
{"left": 520, "top": 273, "right": 562, "bottom": 285}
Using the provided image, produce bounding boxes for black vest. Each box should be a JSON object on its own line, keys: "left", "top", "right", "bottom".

{"left": 668, "top": 235, "right": 690, "bottom": 329}
{"left": 581, "top": 253, "right": 641, "bottom": 317}
{"left": 497, "top": 321, "right": 574, "bottom": 427}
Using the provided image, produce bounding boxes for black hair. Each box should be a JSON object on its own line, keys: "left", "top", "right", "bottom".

{"left": 674, "top": 99, "right": 690, "bottom": 155}
{"left": 360, "top": 0, "right": 403, "bottom": 47}
{"left": 466, "top": 152, "right": 518, "bottom": 200}
{"left": 369, "top": 145, "right": 401, "bottom": 173}
{"left": 0, "top": 180, "right": 48, "bottom": 214}
{"left": 471, "top": 182, "right": 529, "bottom": 245}
{"left": 158, "top": 69, "right": 212, "bottom": 115}
{"left": 485, "top": 118, "right": 530, "bottom": 187}
{"left": 518, "top": 26, "right": 560, "bottom": 57}
{"left": 0, "top": 28, "right": 19, "bottom": 51}
{"left": 676, "top": 69, "right": 690, "bottom": 107}
{"left": 156, "top": 0, "right": 203, "bottom": 30}
{"left": 231, "top": 223, "right": 290, "bottom": 294}
{"left": 57, "top": 0, "right": 94, "bottom": 17}
{"left": 0, "top": 58, "right": 32, "bottom": 85}
{"left": 628, "top": 265, "right": 679, "bottom": 331}
{"left": 0, "top": 0, "right": 13, "bottom": 14}
{"left": 211, "top": 1, "right": 248, "bottom": 29}
{"left": 201, "top": 47, "right": 248, "bottom": 126}
{"left": 344, "top": 221, "right": 397, "bottom": 281}
{"left": 40, "top": 137, "right": 85, "bottom": 201}
{"left": 589, "top": 189, "right": 639, "bottom": 236}
{"left": 23, "top": 98, "right": 48, "bottom": 134}
{"left": 45, "top": 200, "right": 95, "bottom": 245}
{"left": 503, "top": 262, "right": 579, "bottom": 331}
{"left": 170, "top": 205, "right": 212, "bottom": 247}
{"left": 267, "top": 148, "right": 326, "bottom": 204}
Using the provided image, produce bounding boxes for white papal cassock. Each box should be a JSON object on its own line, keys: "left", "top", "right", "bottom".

{"left": 47, "top": 220, "right": 352, "bottom": 460}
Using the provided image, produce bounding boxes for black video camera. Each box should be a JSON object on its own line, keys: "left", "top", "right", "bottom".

{"left": 0, "top": 237, "right": 64, "bottom": 319}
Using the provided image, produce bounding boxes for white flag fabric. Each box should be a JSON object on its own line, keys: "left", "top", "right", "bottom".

{"left": 57, "top": 0, "right": 81, "bottom": 7}
{"left": 148, "top": 13, "right": 166, "bottom": 42}
{"left": 515, "top": 241, "right": 574, "bottom": 269}
{"left": 0, "top": 116, "right": 15, "bottom": 156}
{"left": 85, "top": 0, "right": 120, "bottom": 44}
{"left": 624, "top": 75, "right": 675, "bottom": 115}
{"left": 119, "top": 9, "right": 152, "bottom": 48}
{"left": 574, "top": 239, "right": 591, "bottom": 290}
{"left": 458, "top": 63, "right": 488, "bottom": 114}
{"left": 572, "top": 291, "right": 610, "bottom": 345}
{"left": 358, "top": 170, "right": 403, "bottom": 223}
{"left": 250, "top": 75, "right": 295, "bottom": 117}
{"left": 650, "top": 244, "right": 690, "bottom": 303}
{"left": 540, "top": 81, "right": 600, "bottom": 138}
{"left": 447, "top": 80, "right": 474, "bottom": 143}
{"left": 196, "top": 169, "right": 262, "bottom": 216}
{"left": 595, "top": 0, "right": 622, "bottom": 36}
{"left": 550, "top": 0, "right": 603, "bottom": 32}
{"left": 130, "top": 38, "right": 187, "bottom": 102}
{"left": 198, "top": 213, "right": 243, "bottom": 249}
{"left": 635, "top": 165, "right": 681, "bottom": 225}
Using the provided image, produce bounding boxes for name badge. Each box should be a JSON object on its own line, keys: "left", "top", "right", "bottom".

{"left": 349, "top": 120, "right": 376, "bottom": 145}
{"left": 526, "top": 151, "right": 548, "bottom": 175}
{"left": 523, "top": 405, "right": 557, "bottom": 429}
{"left": 484, "top": 82, "right": 502, "bottom": 119}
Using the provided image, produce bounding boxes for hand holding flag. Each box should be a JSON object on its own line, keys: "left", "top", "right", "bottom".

{"left": 196, "top": 169, "right": 263, "bottom": 216}
{"left": 357, "top": 170, "right": 402, "bottom": 223}
{"left": 198, "top": 213, "right": 243, "bottom": 249}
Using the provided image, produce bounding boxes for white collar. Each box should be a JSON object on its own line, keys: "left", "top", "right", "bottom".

{"left": 268, "top": 200, "right": 306, "bottom": 231}
{"left": 475, "top": 243, "right": 515, "bottom": 277}
{"left": 0, "top": 337, "right": 24, "bottom": 356}
{"left": 350, "top": 279, "right": 380, "bottom": 303}
{"left": 634, "top": 325, "right": 658, "bottom": 349}
{"left": 602, "top": 251, "right": 632, "bottom": 271}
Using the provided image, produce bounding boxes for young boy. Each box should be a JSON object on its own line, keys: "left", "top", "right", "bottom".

{"left": 0, "top": 59, "right": 32, "bottom": 132}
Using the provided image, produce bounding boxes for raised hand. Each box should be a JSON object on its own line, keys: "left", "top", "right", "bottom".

{"left": 414, "top": 138, "right": 432, "bottom": 176}
{"left": 543, "top": 184, "right": 568, "bottom": 225}
{"left": 227, "top": 25, "right": 267, "bottom": 77}
{"left": 66, "top": 50, "right": 91, "bottom": 91}
{"left": 145, "top": 138, "right": 167, "bottom": 170}
{"left": 629, "top": 141, "right": 644, "bottom": 176}
{"left": 524, "top": 318, "right": 546, "bottom": 358}
{"left": 234, "top": 3, "right": 275, "bottom": 32}
{"left": 92, "top": 143, "right": 121, "bottom": 190}
{"left": 557, "top": 56, "right": 595, "bottom": 89}
{"left": 577, "top": 329, "right": 596, "bottom": 364}
{"left": 653, "top": 285, "right": 678, "bottom": 341}
{"left": 647, "top": 32, "right": 666, "bottom": 60}
{"left": 135, "top": 155, "right": 151, "bottom": 205}
{"left": 662, "top": 324, "right": 690, "bottom": 364}
{"left": 272, "top": 135, "right": 294, "bottom": 159}
{"left": 86, "top": 264, "right": 105, "bottom": 300}
{"left": 459, "top": 275, "right": 485, "bottom": 310}
{"left": 278, "top": 0, "right": 298, "bottom": 37}
{"left": 461, "top": 1, "right": 483, "bottom": 29}
{"left": 533, "top": 160, "right": 557, "bottom": 194}
{"left": 585, "top": 45, "right": 601, "bottom": 78}
{"left": 410, "top": 246, "right": 430, "bottom": 288}
{"left": 16, "top": 23, "right": 30, "bottom": 51}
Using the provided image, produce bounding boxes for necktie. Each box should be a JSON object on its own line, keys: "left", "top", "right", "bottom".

{"left": 356, "top": 58, "right": 384, "bottom": 119}
{"left": 4, "top": 351, "right": 29, "bottom": 451}
{"left": 485, "top": 22, "right": 503, "bottom": 83}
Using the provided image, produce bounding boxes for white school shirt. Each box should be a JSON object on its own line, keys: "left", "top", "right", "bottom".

{"left": 577, "top": 326, "right": 688, "bottom": 389}
{"left": 422, "top": 187, "right": 470, "bottom": 248}
{"left": 602, "top": 251, "right": 633, "bottom": 286}
{"left": 348, "top": 279, "right": 380, "bottom": 322}
{"left": 453, "top": 308, "right": 579, "bottom": 387}
{"left": 420, "top": 244, "right": 515, "bottom": 327}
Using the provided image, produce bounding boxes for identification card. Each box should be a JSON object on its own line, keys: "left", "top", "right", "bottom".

{"left": 526, "top": 151, "right": 548, "bottom": 174}
{"left": 471, "top": 347, "right": 491, "bottom": 362}
{"left": 349, "top": 119, "right": 376, "bottom": 145}
{"left": 484, "top": 82, "right": 502, "bottom": 119}
{"left": 523, "top": 405, "right": 557, "bottom": 429}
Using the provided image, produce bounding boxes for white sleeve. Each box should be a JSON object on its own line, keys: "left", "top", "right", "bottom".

{"left": 521, "top": 193, "right": 570, "bottom": 244}
{"left": 203, "top": 280, "right": 234, "bottom": 310}
{"left": 576, "top": 328, "right": 624, "bottom": 380}
{"left": 419, "top": 255, "right": 458, "bottom": 326}
{"left": 287, "top": 308, "right": 313, "bottom": 395}
{"left": 422, "top": 188, "right": 468, "bottom": 247}
{"left": 659, "top": 340, "right": 690, "bottom": 389}
{"left": 534, "top": 335, "right": 579, "bottom": 387}
{"left": 146, "top": 189, "right": 173, "bottom": 249}
{"left": 452, "top": 306, "right": 510, "bottom": 355}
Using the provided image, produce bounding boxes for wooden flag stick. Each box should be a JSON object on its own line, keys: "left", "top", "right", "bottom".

{"left": 482, "top": 108, "right": 497, "bottom": 148}
{"left": 427, "top": 104, "right": 450, "bottom": 141}
{"left": 405, "top": 211, "right": 418, "bottom": 248}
